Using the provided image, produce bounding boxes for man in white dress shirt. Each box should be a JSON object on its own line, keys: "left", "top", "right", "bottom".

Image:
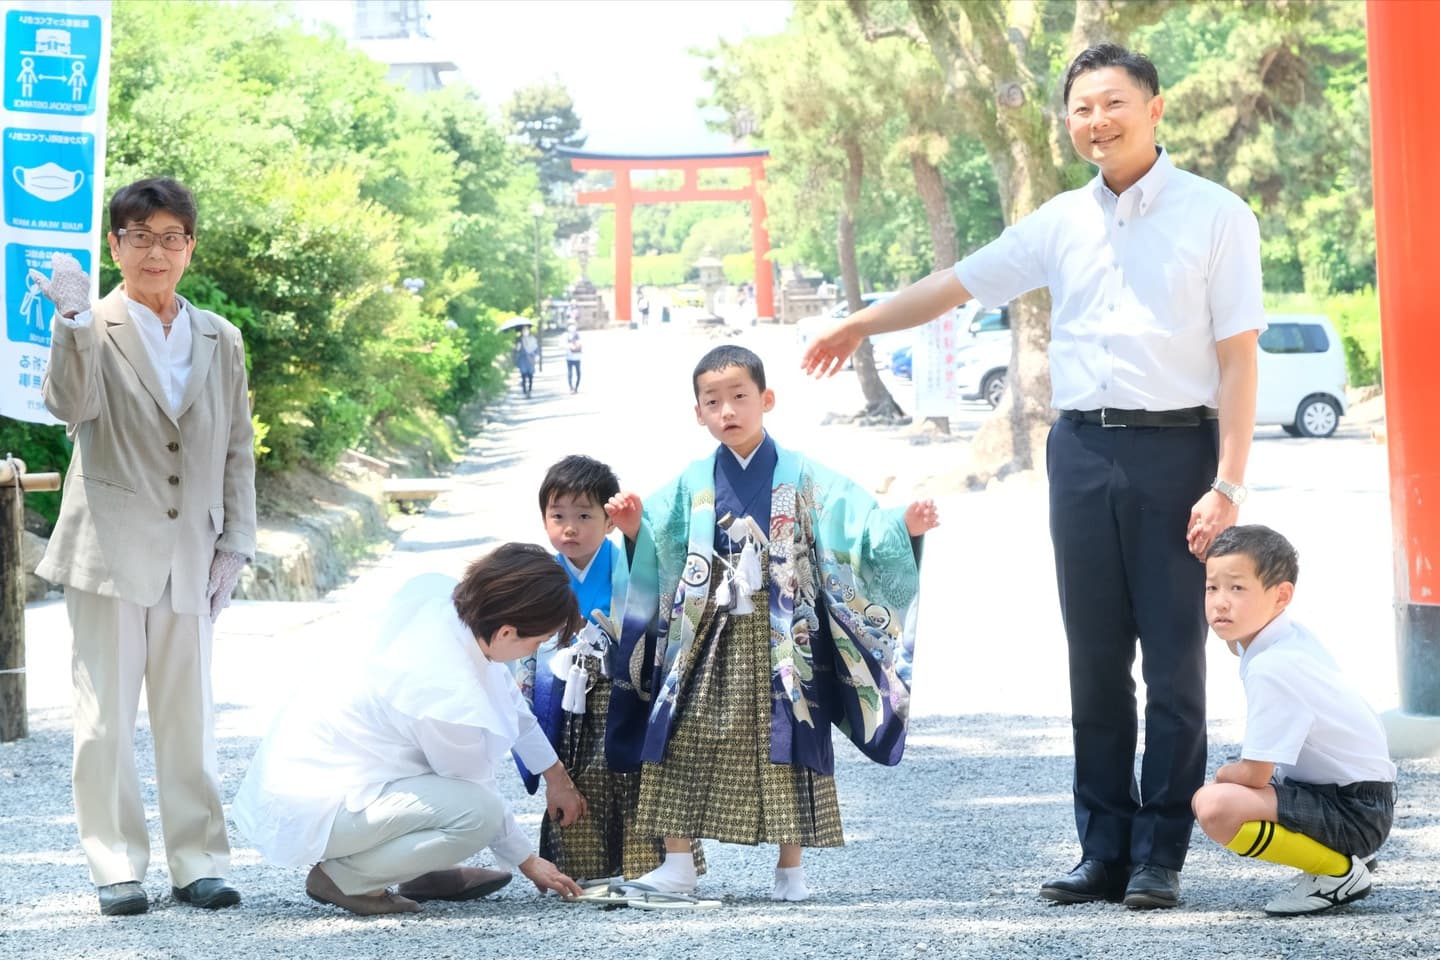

{"left": 234, "top": 544, "right": 588, "bottom": 915}
{"left": 802, "top": 43, "right": 1263, "bottom": 910}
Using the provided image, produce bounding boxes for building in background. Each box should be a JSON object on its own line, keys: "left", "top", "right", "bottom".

{"left": 298, "top": 0, "right": 456, "bottom": 93}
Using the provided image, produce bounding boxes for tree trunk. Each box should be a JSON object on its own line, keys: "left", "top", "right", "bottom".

{"left": 838, "top": 136, "right": 904, "bottom": 419}
{"left": 0, "top": 480, "right": 27, "bottom": 742}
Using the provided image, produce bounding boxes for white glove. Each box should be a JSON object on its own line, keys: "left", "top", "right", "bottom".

{"left": 27, "top": 252, "right": 92, "bottom": 318}
{"left": 206, "top": 550, "right": 248, "bottom": 623}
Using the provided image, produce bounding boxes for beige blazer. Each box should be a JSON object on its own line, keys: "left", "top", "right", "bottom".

{"left": 37, "top": 287, "right": 257, "bottom": 617}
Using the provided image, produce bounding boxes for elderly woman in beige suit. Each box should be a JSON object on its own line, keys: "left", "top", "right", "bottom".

{"left": 32, "top": 177, "right": 256, "bottom": 917}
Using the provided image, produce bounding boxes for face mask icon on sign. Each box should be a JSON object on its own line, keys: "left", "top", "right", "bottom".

{"left": 13, "top": 162, "right": 85, "bottom": 202}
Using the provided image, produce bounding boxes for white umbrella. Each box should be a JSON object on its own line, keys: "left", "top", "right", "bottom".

{"left": 497, "top": 316, "right": 534, "bottom": 333}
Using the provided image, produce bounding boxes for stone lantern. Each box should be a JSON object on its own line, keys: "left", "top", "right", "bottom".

{"left": 694, "top": 254, "right": 726, "bottom": 320}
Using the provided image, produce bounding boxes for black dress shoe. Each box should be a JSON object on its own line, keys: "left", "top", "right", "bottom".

{"left": 1039, "top": 859, "right": 1129, "bottom": 904}
{"left": 172, "top": 877, "right": 242, "bottom": 910}
{"left": 98, "top": 881, "right": 149, "bottom": 916}
{"left": 1123, "top": 864, "right": 1180, "bottom": 909}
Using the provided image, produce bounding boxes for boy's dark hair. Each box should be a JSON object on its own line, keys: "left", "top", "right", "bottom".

{"left": 692, "top": 344, "right": 766, "bottom": 397}
{"left": 1063, "top": 43, "right": 1160, "bottom": 104}
{"left": 538, "top": 454, "right": 620, "bottom": 515}
{"left": 452, "top": 542, "right": 581, "bottom": 641}
{"left": 1207, "top": 524, "right": 1299, "bottom": 589}
{"left": 109, "top": 177, "right": 198, "bottom": 236}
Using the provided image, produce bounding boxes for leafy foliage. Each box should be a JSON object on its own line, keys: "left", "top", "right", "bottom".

{"left": 3, "top": 0, "right": 558, "bottom": 482}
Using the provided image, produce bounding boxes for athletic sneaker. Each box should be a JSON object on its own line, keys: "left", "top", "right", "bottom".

{"left": 1263, "top": 856, "right": 1372, "bottom": 916}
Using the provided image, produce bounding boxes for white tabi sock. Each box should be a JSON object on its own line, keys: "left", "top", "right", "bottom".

{"left": 772, "top": 865, "right": 810, "bottom": 902}
{"left": 629, "top": 852, "right": 697, "bottom": 895}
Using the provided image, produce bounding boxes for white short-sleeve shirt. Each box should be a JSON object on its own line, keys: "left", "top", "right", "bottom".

{"left": 954, "top": 148, "right": 1265, "bottom": 411}
{"left": 1239, "top": 612, "right": 1397, "bottom": 786}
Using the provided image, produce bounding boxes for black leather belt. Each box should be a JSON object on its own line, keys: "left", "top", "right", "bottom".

{"left": 1060, "top": 406, "right": 1218, "bottom": 428}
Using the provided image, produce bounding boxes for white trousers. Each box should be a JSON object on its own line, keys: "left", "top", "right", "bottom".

{"left": 320, "top": 775, "right": 505, "bottom": 895}
{"left": 67, "top": 583, "right": 229, "bottom": 887}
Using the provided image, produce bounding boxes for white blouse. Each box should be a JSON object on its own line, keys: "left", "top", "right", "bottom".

{"left": 232, "top": 574, "right": 558, "bottom": 868}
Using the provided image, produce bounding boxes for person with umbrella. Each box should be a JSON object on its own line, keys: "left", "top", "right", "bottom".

{"left": 501, "top": 317, "right": 540, "bottom": 398}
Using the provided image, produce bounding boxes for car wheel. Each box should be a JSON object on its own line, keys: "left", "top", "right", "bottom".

{"left": 981, "top": 370, "right": 1006, "bottom": 408}
{"left": 1294, "top": 395, "right": 1339, "bottom": 438}
{"left": 1280, "top": 423, "right": 1302, "bottom": 437}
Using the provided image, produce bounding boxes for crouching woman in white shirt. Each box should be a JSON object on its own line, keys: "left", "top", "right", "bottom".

{"left": 233, "top": 543, "right": 588, "bottom": 914}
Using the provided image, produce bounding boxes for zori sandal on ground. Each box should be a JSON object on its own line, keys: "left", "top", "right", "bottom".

{"left": 562, "top": 877, "right": 630, "bottom": 908}
{"left": 619, "top": 883, "right": 722, "bottom": 911}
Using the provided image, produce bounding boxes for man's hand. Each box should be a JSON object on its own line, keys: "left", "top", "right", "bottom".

{"left": 518, "top": 855, "right": 584, "bottom": 898}
{"left": 801, "top": 318, "right": 865, "bottom": 379}
{"left": 28, "top": 252, "right": 91, "bottom": 319}
{"left": 1187, "top": 488, "right": 1240, "bottom": 559}
{"left": 206, "top": 550, "right": 247, "bottom": 623}
{"left": 1215, "top": 759, "right": 1274, "bottom": 789}
{"left": 605, "top": 491, "right": 643, "bottom": 541}
{"left": 542, "top": 764, "right": 589, "bottom": 827}
{"left": 904, "top": 499, "right": 940, "bottom": 536}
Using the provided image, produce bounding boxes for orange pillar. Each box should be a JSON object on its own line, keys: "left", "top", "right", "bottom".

{"left": 1368, "top": 0, "right": 1440, "bottom": 714}
{"left": 750, "top": 160, "right": 775, "bottom": 320}
{"left": 614, "top": 169, "right": 633, "bottom": 324}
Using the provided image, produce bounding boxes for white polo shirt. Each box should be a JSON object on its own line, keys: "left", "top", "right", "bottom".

{"left": 954, "top": 148, "right": 1265, "bottom": 411}
{"left": 1239, "top": 611, "right": 1397, "bottom": 786}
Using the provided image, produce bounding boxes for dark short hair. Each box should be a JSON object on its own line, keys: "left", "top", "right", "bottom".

{"left": 108, "top": 177, "right": 198, "bottom": 236}
{"left": 1207, "top": 524, "right": 1299, "bottom": 589}
{"left": 538, "top": 455, "right": 620, "bottom": 516}
{"left": 452, "top": 542, "right": 581, "bottom": 641}
{"left": 692, "top": 344, "right": 766, "bottom": 398}
{"left": 1063, "top": 43, "right": 1160, "bottom": 104}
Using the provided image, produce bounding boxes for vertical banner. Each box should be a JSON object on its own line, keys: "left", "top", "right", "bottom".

{"left": 0, "top": 0, "right": 108, "bottom": 425}
{"left": 912, "top": 307, "right": 963, "bottom": 419}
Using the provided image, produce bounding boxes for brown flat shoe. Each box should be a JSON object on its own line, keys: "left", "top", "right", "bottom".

{"left": 305, "top": 864, "right": 421, "bottom": 916}
{"left": 397, "top": 866, "right": 512, "bottom": 902}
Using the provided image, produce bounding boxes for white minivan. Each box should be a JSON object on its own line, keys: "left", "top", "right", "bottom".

{"left": 1255, "top": 313, "right": 1348, "bottom": 437}
{"left": 949, "top": 312, "right": 1349, "bottom": 436}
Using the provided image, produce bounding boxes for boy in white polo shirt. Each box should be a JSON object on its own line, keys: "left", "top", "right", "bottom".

{"left": 1192, "top": 525, "right": 1397, "bottom": 916}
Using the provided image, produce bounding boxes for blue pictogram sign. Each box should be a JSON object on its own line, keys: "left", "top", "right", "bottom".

{"left": 4, "top": 10, "right": 103, "bottom": 116}
{"left": 5, "top": 242, "right": 91, "bottom": 347}
{"left": 3, "top": 127, "right": 94, "bottom": 233}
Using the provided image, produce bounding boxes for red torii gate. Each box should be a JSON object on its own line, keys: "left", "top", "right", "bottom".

{"left": 560, "top": 149, "right": 773, "bottom": 324}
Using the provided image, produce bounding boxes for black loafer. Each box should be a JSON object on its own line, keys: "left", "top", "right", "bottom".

{"left": 1039, "top": 859, "right": 1129, "bottom": 904}
{"left": 1123, "top": 864, "right": 1180, "bottom": 909}
{"left": 98, "top": 881, "right": 149, "bottom": 916}
{"left": 172, "top": 877, "right": 242, "bottom": 910}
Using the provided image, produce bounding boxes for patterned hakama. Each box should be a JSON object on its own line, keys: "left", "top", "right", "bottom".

{"left": 635, "top": 569, "right": 844, "bottom": 848}
{"left": 539, "top": 659, "right": 707, "bottom": 879}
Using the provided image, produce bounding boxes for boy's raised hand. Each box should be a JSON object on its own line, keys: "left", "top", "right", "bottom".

{"left": 606, "top": 491, "right": 643, "bottom": 540}
{"left": 904, "top": 499, "right": 940, "bottom": 536}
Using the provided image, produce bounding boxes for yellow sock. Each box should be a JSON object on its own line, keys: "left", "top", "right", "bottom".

{"left": 1225, "top": 821, "right": 1349, "bottom": 876}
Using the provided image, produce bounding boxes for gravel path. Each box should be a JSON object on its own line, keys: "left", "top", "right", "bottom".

{"left": 4, "top": 320, "right": 1436, "bottom": 959}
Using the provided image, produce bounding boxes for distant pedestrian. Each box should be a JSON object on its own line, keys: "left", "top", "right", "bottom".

{"left": 637, "top": 290, "right": 651, "bottom": 325}
{"left": 515, "top": 326, "right": 539, "bottom": 397}
{"left": 1192, "top": 525, "right": 1396, "bottom": 916}
{"left": 565, "top": 324, "right": 583, "bottom": 393}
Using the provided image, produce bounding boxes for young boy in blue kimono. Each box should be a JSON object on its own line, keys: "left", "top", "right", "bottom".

{"left": 606, "top": 345, "right": 938, "bottom": 901}
{"left": 517, "top": 455, "right": 702, "bottom": 881}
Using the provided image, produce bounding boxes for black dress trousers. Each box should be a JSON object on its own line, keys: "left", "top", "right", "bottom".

{"left": 1046, "top": 416, "right": 1218, "bottom": 871}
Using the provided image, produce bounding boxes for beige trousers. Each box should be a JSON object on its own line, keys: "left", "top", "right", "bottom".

{"left": 67, "top": 583, "right": 229, "bottom": 888}
{"left": 320, "top": 775, "right": 506, "bottom": 895}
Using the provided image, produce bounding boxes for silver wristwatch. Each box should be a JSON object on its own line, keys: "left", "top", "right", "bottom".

{"left": 1211, "top": 478, "right": 1248, "bottom": 505}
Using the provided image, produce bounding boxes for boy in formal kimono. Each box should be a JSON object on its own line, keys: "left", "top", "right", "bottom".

{"left": 606, "top": 345, "right": 938, "bottom": 901}
{"left": 517, "top": 456, "right": 702, "bottom": 881}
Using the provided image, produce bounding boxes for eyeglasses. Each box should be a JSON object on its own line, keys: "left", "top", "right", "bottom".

{"left": 117, "top": 228, "right": 191, "bottom": 251}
